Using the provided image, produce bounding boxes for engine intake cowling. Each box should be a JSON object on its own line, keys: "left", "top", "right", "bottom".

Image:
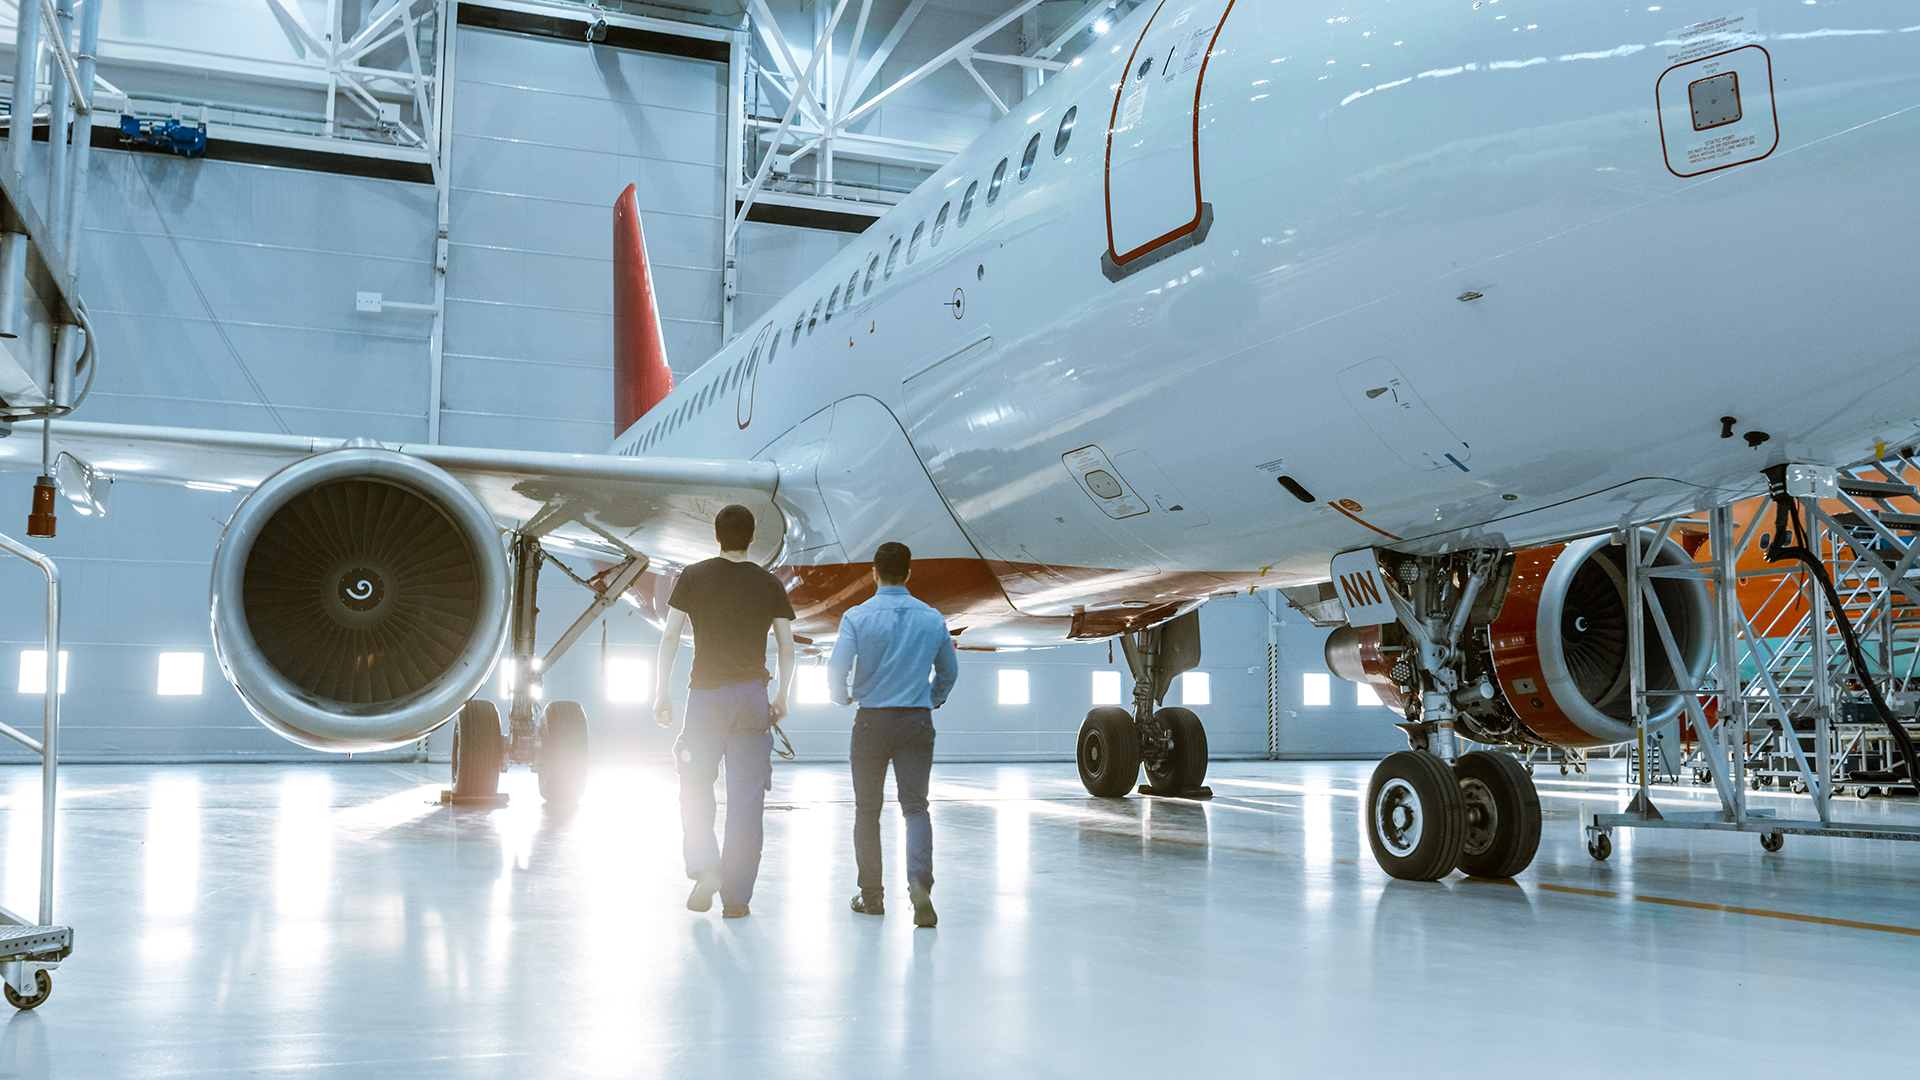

{"left": 1487, "top": 532, "right": 1712, "bottom": 748}
{"left": 211, "top": 449, "right": 510, "bottom": 751}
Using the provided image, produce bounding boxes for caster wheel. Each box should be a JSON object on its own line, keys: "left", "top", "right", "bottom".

{"left": 1524, "top": 763, "right": 1534, "bottom": 775}
{"left": 1749, "top": 776, "right": 1761, "bottom": 790}
{"left": 1560, "top": 764, "right": 1569, "bottom": 776}
{"left": 1860, "top": 786, "right": 1878, "bottom": 798}
{"left": 1587, "top": 832, "right": 1612, "bottom": 861}
{"left": 1792, "top": 781, "right": 1809, "bottom": 795}
{"left": 1761, "top": 830, "right": 1785, "bottom": 852}
{"left": 4, "top": 969, "right": 49, "bottom": 1010}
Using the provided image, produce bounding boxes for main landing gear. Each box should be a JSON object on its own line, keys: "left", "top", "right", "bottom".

{"left": 446, "top": 531, "right": 647, "bottom": 807}
{"left": 1075, "top": 611, "right": 1212, "bottom": 799}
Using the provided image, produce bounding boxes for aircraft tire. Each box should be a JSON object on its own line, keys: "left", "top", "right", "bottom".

{"left": 1077, "top": 708, "right": 1140, "bottom": 798}
{"left": 538, "top": 700, "right": 590, "bottom": 806}
{"left": 1145, "top": 707, "right": 1208, "bottom": 793}
{"left": 452, "top": 699, "right": 504, "bottom": 799}
{"left": 1366, "top": 751, "right": 1467, "bottom": 881}
{"left": 1453, "top": 750, "right": 1542, "bottom": 879}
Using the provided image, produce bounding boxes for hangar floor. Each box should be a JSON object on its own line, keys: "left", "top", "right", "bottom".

{"left": 0, "top": 757, "right": 1911, "bottom": 1077}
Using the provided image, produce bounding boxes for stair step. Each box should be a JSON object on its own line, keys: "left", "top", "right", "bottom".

{"left": 1840, "top": 478, "right": 1920, "bottom": 500}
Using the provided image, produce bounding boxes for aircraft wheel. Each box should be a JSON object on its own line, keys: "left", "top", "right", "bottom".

{"left": 1365, "top": 751, "right": 1467, "bottom": 881}
{"left": 4, "top": 970, "right": 49, "bottom": 1010}
{"left": 1077, "top": 708, "right": 1140, "bottom": 798}
{"left": 1144, "top": 707, "right": 1208, "bottom": 794}
{"left": 452, "top": 699, "right": 503, "bottom": 799}
{"left": 538, "top": 700, "right": 590, "bottom": 806}
{"left": 1761, "top": 829, "right": 1785, "bottom": 852}
{"left": 1454, "top": 750, "right": 1542, "bottom": 879}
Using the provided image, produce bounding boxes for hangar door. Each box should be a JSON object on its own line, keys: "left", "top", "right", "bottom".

{"left": 1101, "top": 0, "right": 1238, "bottom": 281}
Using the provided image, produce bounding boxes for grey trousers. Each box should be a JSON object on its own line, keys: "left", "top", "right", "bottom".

{"left": 850, "top": 706, "right": 935, "bottom": 899}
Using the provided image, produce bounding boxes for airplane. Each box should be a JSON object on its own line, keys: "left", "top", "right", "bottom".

{"left": 3, "top": 0, "right": 1916, "bottom": 880}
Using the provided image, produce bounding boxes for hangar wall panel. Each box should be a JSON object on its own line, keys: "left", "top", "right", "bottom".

{"left": 441, "top": 26, "right": 727, "bottom": 453}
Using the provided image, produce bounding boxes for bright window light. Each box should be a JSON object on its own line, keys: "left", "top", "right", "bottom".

{"left": 1357, "top": 681, "right": 1382, "bottom": 706}
{"left": 1091, "top": 670, "right": 1123, "bottom": 705}
{"left": 998, "top": 669, "right": 1030, "bottom": 705}
{"left": 1182, "top": 671, "right": 1211, "bottom": 706}
{"left": 796, "top": 666, "right": 830, "bottom": 704}
{"left": 498, "top": 659, "right": 516, "bottom": 697}
{"left": 1303, "top": 672, "right": 1331, "bottom": 707}
{"left": 605, "top": 657, "right": 650, "bottom": 702}
{"left": 157, "top": 652, "right": 204, "bottom": 696}
{"left": 17, "top": 651, "right": 67, "bottom": 694}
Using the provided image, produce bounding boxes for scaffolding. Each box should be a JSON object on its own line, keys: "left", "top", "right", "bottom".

{"left": 1588, "top": 467, "right": 1920, "bottom": 859}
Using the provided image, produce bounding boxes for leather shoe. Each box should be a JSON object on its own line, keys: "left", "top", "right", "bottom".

{"left": 850, "top": 893, "right": 883, "bottom": 915}
{"left": 908, "top": 882, "right": 937, "bottom": 928}
{"left": 722, "top": 904, "right": 750, "bottom": 918}
{"left": 686, "top": 868, "right": 721, "bottom": 913}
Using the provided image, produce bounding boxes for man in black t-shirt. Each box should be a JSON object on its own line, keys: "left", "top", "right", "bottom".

{"left": 654, "top": 504, "right": 796, "bottom": 918}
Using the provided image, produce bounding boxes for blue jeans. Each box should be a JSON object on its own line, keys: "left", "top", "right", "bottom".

{"left": 677, "top": 679, "right": 775, "bottom": 908}
{"left": 851, "top": 707, "right": 935, "bottom": 899}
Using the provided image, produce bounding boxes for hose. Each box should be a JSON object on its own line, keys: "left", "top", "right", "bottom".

{"left": 1761, "top": 464, "right": 1920, "bottom": 787}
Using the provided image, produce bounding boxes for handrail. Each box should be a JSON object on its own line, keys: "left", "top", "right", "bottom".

{"left": 0, "top": 531, "right": 58, "bottom": 926}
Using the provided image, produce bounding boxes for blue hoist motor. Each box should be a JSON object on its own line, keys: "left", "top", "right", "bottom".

{"left": 117, "top": 115, "right": 207, "bottom": 159}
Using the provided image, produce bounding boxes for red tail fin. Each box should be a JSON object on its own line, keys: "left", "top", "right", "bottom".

{"left": 613, "top": 184, "right": 674, "bottom": 438}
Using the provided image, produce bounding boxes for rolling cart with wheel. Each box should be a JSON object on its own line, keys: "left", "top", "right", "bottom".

{"left": 0, "top": 532, "right": 75, "bottom": 1009}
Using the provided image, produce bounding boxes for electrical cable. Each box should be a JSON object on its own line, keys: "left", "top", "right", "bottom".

{"left": 1760, "top": 464, "right": 1920, "bottom": 788}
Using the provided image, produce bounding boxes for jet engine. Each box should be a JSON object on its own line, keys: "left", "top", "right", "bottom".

{"left": 210, "top": 449, "right": 510, "bottom": 751}
{"left": 1326, "top": 532, "right": 1713, "bottom": 749}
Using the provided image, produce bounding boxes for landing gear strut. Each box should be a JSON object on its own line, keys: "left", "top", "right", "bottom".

{"left": 1346, "top": 548, "right": 1546, "bottom": 879}
{"left": 1074, "top": 610, "right": 1212, "bottom": 799}
{"left": 445, "top": 531, "right": 647, "bottom": 807}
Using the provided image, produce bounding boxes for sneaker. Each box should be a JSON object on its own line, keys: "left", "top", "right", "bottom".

{"left": 908, "top": 882, "right": 937, "bottom": 928}
{"left": 686, "top": 868, "right": 721, "bottom": 913}
{"left": 850, "top": 893, "right": 884, "bottom": 915}
{"left": 722, "top": 904, "right": 750, "bottom": 919}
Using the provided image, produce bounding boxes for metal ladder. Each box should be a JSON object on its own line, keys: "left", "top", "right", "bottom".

{"left": 1734, "top": 461, "right": 1920, "bottom": 796}
{"left": 0, "top": 531, "right": 74, "bottom": 1009}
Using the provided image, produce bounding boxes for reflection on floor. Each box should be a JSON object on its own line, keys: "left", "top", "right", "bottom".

{"left": 0, "top": 758, "right": 1914, "bottom": 1077}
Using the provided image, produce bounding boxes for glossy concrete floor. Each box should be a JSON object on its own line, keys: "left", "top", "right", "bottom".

{"left": 0, "top": 756, "right": 1914, "bottom": 1078}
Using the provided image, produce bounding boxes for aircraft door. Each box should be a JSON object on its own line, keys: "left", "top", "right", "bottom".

{"left": 1102, "top": 0, "right": 1238, "bottom": 281}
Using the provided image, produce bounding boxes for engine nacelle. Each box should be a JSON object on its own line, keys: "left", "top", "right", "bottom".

{"left": 1486, "top": 532, "right": 1713, "bottom": 748}
{"left": 1325, "top": 532, "right": 1713, "bottom": 750}
{"left": 210, "top": 449, "right": 510, "bottom": 751}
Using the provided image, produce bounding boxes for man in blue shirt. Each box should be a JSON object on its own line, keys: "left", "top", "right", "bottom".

{"left": 828, "top": 542, "right": 958, "bottom": 928}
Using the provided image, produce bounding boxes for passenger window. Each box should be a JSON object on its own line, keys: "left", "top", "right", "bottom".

{"left": 792, "top": 312, "right": 804, "bottom": 345}
{"left": 1019, "top": 132, "right": 1041, "bottom": 182}
{"left": 958, "top": 180, "right": 978, "bottom": 228}
{"left": 1054, "top": 105, "right": 1077, "bottom": 156}
{"left": 932, "top": 202, "right": 950, "bottom": 247}
{"left": 907, "top": 221, "right": 924, "bottom": 263}
{"left": 767, "top": 332, "right": 779, "bottom": 365}
{"left": 808, "top": 298, "right": 821, "bottom": 334}
{"left": 846, "top": 270, "right": 860, "bottom": 305}
{"left": 987, "top": 158, "right": 1008, "bottom": 204}
{"left": 826, "top": 286, "right": 840, "bottom": 323}
{"left": 864, "top": 254, "right": 879, "bottom": 294}
{"left": 885, "top": 237, "right": 902, "bottom": 277}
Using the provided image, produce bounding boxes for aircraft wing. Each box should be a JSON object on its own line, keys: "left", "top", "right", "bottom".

{"left": 0, "top": 420, "right": 784, "bottom": 568}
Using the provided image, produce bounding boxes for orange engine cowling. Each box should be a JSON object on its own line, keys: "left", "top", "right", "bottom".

{"left": 1486, "top": 533, "right": 1715, "bottom": 748}
{"left": 1326, "top": 533, "right": 1715, "bottom": 750}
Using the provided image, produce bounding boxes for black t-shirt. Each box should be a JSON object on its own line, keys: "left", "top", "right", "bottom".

{"left": 668, "top": 557, "right": 797, "bottom": 689}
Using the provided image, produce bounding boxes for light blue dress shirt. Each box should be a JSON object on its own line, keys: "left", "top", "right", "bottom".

{"left": 828, "top": 586, "right": 960, "bottom": 709}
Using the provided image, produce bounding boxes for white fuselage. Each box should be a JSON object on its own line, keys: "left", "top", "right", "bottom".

{"left": 616, "top": 0, "right": 1920, "bottom": 641}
